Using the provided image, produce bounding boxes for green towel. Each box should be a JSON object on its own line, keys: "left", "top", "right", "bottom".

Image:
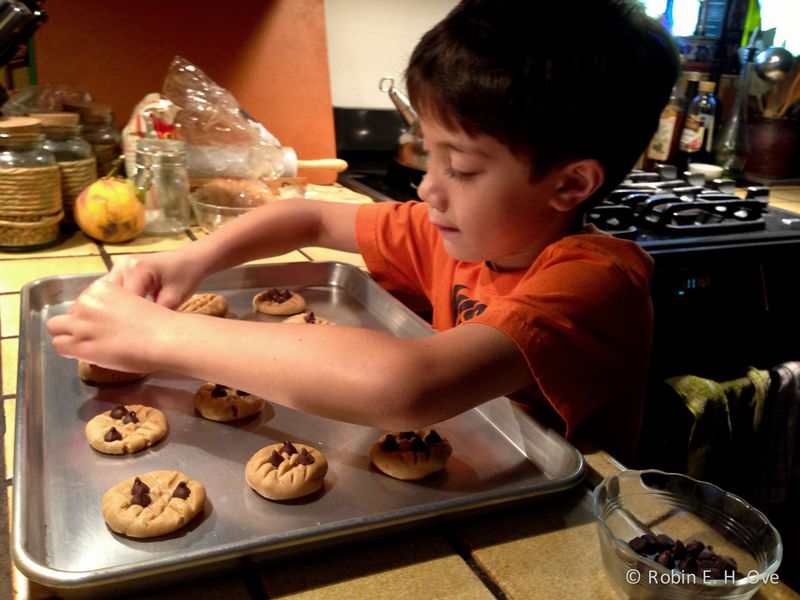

{"left": 664, "top": 368, "right": 770, "bottom": 488}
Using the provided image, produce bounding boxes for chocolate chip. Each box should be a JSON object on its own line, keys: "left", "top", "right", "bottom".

{"left": 267, "top": 450, "right": 284, "bottom": 468}
{"left": 231, "top": 405, "right": 238, "bottom": 418}
{"left": 424, "top": 429, "right": 443, "bottom": 445}
{"left": 280, "top": 441, "right": 298, "bottom": 455}
{"left": 380, "top": 434, "right": 399, "bottom": 452}
{"left": 628, "top": 533, "right": 741, "bottom": 581}
{"left": 685, "top": 539, "right": 705, "bottom": 556}
{"left": 131, "top": 477, "right": 150, "bottom": 496}
{"left": 171, "top": 481, "right": 191, "bottom": 500}
{"left": 656, "top": 550, "right": 674, "bottom": 568}
{"left": 104, "top": 427, "right": 122, "bottom": 442}
{"left": 211, "top": 384, "right": 228, "bottom": 398}
{"left": 672, "top": 539, "right": 686, "bottom": 560}
{"left": 409, "top": 436, "right": 427, "bottom": 452}
{"left": 678, "top": 556, "right": 697, "bottom": 574}
{"left": 131, "top": 490, "right": 151, "bottom": 508}
{"left": 265, "top": 288, "right": 291, "bottom": 303}
{"left": 654, "top": 534, "right": 675, "bottom": 550}
{"left": 304, "top": 311, "right": 316, "bottom": 323}
{"left": 629, "top": 536, "right": 648, "bottom": 553}
{"left": 122, "top": 411, "right": 139, "bottom": 424}
{"left": 110, "top": 405, "right": 127, "bottom": 419}
{"left": 235, "top": 389, "right": 249, "bottom": 396}
{"left": 296, "top": 448, "right": 315, "bottom": 465}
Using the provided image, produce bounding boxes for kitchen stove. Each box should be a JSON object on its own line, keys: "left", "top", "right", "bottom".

{"left": 335, "top": 108, "right": 800, "bottom": 380}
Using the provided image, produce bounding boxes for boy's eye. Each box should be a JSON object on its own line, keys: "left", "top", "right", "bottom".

{"left": 445, "top": 165, "right": 474, "bottom": 182}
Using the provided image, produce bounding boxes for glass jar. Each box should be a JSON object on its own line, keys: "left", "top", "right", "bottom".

{"left": 79, "top": 103, "right": 122, "bottom": 177}
{"left": 35, "top": 112, "right": 98, "bottom": 224}
{"left": 36, "top": 112, "right": 95, "bottom": 162}
{"left": 0, "top": 116, "right": 63, "bottom": 250}
{"left": 0, "top": 117, "right": 56, "bottom": 168}
{"left": 132, "top": 138, "right": 191, "bottom": 235}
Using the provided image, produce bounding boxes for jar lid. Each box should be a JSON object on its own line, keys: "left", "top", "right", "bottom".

{"left": 85, "top": 102, "right": 112, "bottom": 117}
{"left": 698, "top": 81, "right": 716, "bottom": 92}
{"left": 0, "top": 116, "right": 42, "bottom": 134}
{"left": 29, "top": 112, "right": 81, "bottom": 126}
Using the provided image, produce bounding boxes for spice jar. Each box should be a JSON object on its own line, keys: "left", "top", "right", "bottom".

{"left": 0, "top": 116, "right": 63, "bottom": 250}
{"left": 34, "top": 112, "right": 97, "bottom": 223}
{"left": 132, "top": 138, "right": 191, "bottom": 235}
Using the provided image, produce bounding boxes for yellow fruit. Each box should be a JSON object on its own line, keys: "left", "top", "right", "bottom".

{"left": 74, "top": 178, "right": 145, "bottom": 243}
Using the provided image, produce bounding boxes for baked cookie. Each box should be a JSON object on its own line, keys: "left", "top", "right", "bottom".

{"left": 102, "top": 470, "right": 205, "bottom": 538}
{"left": 78, "top": 360, "right": 147, "bottom": 385}
{"left": 252, "top": 288, "right": 306, "bottom": 316}
{"left": 246, "top": 441, "right": 328, "bottom": 500}
{"left": 370, "top": 429, "right": 453, "bottom": 480}
{"left": 282, "top": 311, "right": 334, "bottom": 325}
{"left": 178, "top": 293, "right": 228, "bottom": 317}
{"left": 193, "top": 383, "right": 265, "bottom": 422}
{"left": 85, "top": 404, "right": 168, "bottom": 455}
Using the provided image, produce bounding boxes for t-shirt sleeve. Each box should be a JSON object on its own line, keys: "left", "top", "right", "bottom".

{"left": 468, "top": 238, "right": 654, "bottom": 440}
{"left": 355, "top": 201, "right": 437, "bottom": 297}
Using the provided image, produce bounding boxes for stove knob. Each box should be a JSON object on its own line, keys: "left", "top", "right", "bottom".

{"left": 656, "top": 163, "right": 678, "bottom": 180}
{"left": 710, "top": 178, "right": 737, "bottom": 194}
{"left": 745, "top": 186, "right": 770, "bottom": 201}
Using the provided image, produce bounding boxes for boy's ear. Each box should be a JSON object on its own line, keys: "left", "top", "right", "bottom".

{"left": 548, "top": 159, "right": 605, "bottom": 212}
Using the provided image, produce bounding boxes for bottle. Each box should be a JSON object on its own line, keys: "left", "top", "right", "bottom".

{"left": 715, "top": 53, "right": 754, "bottom": 180}
{"left": 78, "top": 103, "right": 123, "bottom": 178}
{"left": 644, "top": 82, "right": 686, "bottom": 169}
{"left": 132, "top": 138, "right": 191, "bottom": 235}
{"left": 678, "top": 81, "right": 718, "bottom": 166}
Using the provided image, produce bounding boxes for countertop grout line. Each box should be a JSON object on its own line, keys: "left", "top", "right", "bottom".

{"left": 439, "top": 527, "right": 509, "bottom": 600}
{"left": 97, "top": 244, "right": 114, "bottom": 271}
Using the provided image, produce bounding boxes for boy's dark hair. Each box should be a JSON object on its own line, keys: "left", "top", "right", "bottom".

{"left": 406, "top": 0, "right": 680, "bottom": 206}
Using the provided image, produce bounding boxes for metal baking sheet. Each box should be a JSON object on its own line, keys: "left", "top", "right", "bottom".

{"left": 12, "top": 261, "right": 585, "bottom": 597}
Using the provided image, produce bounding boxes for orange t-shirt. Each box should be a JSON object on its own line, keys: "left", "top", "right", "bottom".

{"left": 355, "top": 200, "right": 654, "bottom": 463}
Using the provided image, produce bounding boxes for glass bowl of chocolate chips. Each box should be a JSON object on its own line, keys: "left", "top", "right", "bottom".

{"left": 592, "top": 470, "right": 782, "bottom": 599}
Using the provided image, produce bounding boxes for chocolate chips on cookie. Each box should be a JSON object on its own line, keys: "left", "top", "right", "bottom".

{"left": 246, "top": 441, "right": 328, "bottom": 501}
{"left": 370, "top": 429, "right": 453, "bottom": 480}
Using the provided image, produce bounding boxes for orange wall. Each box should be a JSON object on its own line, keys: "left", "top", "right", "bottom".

{"left": 34, "top": 0, "right": 338, "bottom": 183}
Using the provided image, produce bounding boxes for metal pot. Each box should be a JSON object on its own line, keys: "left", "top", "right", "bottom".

{"left": 380, "top": 76, "right": 427, "bottom": 172}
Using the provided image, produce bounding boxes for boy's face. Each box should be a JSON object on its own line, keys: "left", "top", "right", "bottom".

{"left": 417, "top": 117, "right": 574, "bottom": 270}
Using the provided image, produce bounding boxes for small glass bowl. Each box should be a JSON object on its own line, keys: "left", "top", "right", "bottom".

{"left": 593, "top": 470, "right": 782, "bottom": 600}
{"left": 189, "top": 179, "right": 273, "bottom": 233}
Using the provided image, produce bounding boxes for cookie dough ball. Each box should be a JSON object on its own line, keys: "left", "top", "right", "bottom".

{"left": 193, "top": 383, "right": 265, "bottom": 422}
{"left": 85, "top": 404, "right": 168, "bottom": 455}
{"left": 281, "top": 311, "right": 334, "bottom": 325}
{"left": 253, "top": 288, "right": 306, "bottom": 316}
{"left": 178, "top": 293, "right": 228, "bottom": 317}
{"left": 246, "top": 441, "right": 327, "bottom": 500}
{"left": 370, "top": 429, "right": 452, "bottom": 480}
{"left": 102, "top": 470, "right": 205, "bottom": 538}
{"left": 78, "top": 361, "right": 147, "bottom": 385}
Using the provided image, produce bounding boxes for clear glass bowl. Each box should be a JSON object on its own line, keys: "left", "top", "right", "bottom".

{"left": 592, "top": 470, "right": 782, "bottom": 600}
{"left": 189, "top": 179, "right": 273, "bottom": 233}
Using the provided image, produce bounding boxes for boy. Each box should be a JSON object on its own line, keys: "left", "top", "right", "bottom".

{"left": 47, "top": 0, "right": 679, "bottom": 463}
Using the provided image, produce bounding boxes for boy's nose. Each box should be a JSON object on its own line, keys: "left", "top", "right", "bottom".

{"left": 417, "top": 172, "right": 445, "bottom": 210}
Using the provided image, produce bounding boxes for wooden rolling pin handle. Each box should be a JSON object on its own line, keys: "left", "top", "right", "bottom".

{"left": 295, "top": 158, "right": 349, "bottom": 173}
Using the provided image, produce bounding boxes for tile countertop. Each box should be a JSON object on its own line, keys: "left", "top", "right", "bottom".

{"left": 1, "top": 184, "right": 799, "bottom": 600}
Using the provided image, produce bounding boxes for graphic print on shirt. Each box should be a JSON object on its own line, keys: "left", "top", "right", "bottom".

{"left": 451, "top": 284, "right": 487, "bottom": 324}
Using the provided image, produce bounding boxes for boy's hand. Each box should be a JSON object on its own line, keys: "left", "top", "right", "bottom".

{"left": 47, "top": 278, "right": 173, "bottom": 374}
{"left": 105, "top": 253, "right": 202, "bottom": 309}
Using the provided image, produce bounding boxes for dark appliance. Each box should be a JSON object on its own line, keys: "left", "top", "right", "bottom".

{"left": 335, "top": 108, "right": 800, "bottom": 383}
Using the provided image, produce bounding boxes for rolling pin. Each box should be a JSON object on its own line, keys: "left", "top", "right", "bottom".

{"left": 280, "top": 147, "right": 348, "bottom": 177}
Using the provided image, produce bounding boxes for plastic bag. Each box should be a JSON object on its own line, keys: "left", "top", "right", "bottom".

{"left": 1, "top": 83, "right": 92, "bottom": 116}
{"left": 122, "top": 93, "right": 181, "bottom": 180}
{"left": 160, "top": 56, "right": 283, "bottom": 179}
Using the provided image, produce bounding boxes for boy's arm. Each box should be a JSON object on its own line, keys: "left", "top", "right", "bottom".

{"left": 48, "top": 280, "right": 533, "bottom": 430}
{"left": 185, "top": 198, "right": 360, "bottom": 275}
{"left": 106, "top": 199, "right": 360, "bottom": 307}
